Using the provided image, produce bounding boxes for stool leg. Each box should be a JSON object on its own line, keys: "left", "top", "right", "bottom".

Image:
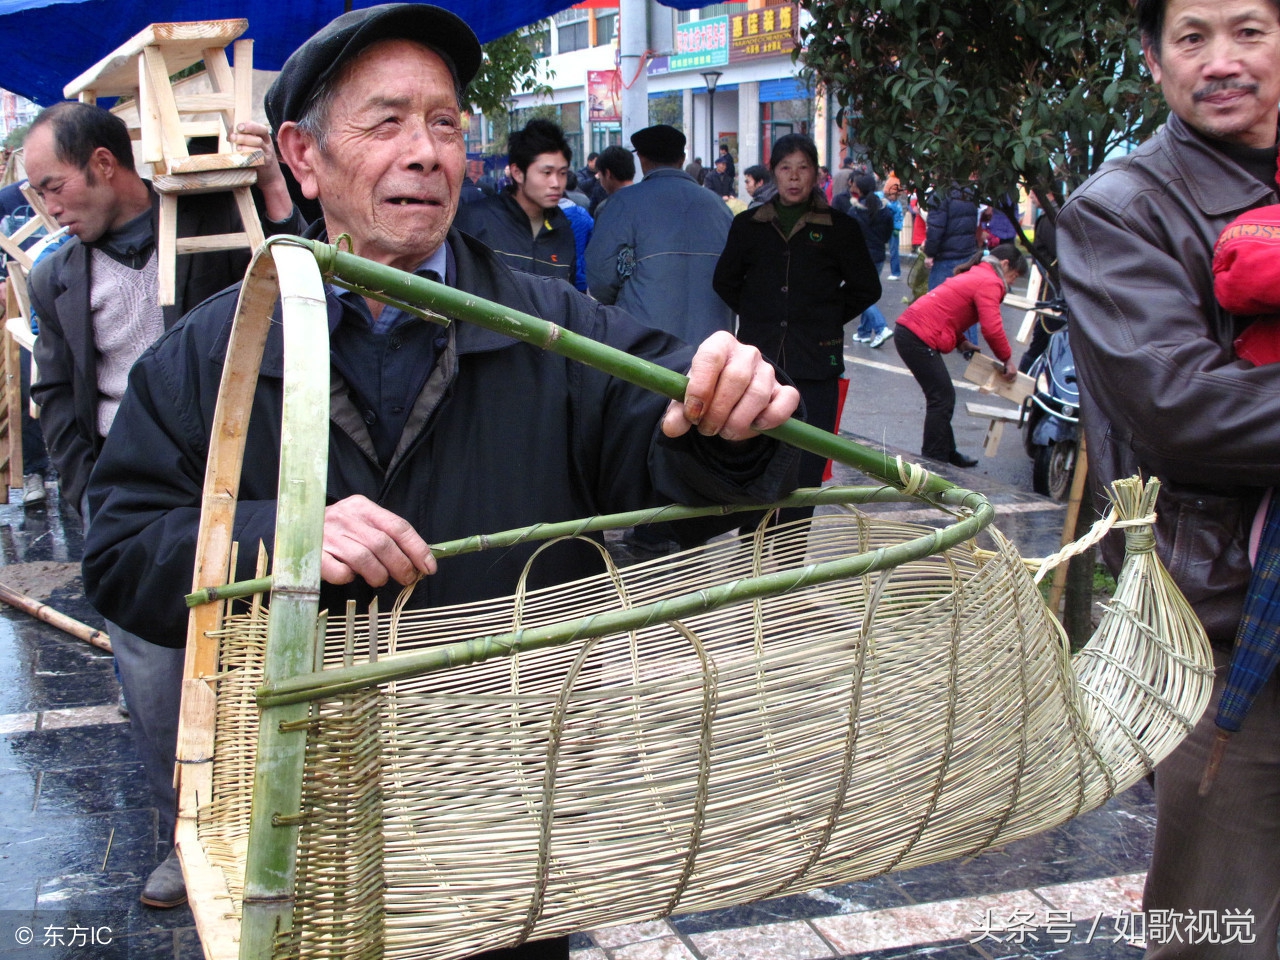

{"left": 233, "top": 187, "right": 265, "bottom": 251}
{"left": 158, "top": 194, "right": 179, "bottom": 307}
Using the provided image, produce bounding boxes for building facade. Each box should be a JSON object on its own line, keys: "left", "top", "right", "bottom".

{"left": 468, "top": 1, "right": 854, "bottom": 197}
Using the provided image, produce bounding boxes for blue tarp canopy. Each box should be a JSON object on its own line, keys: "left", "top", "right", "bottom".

{"left": 0, "top": 0, "right": 703, "bottom": 107}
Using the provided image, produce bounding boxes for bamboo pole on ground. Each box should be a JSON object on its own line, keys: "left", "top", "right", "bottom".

{"left": 0, "top": 581, "right": 112, "bottom": 651}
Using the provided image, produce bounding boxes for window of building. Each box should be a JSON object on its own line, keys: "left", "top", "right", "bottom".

{"left": 595, "top": 12, "right": 617, "bottom": 47}
{"left": 648, "top": 92, "right": 682, "bottom": 128}
{"left": 761, "top": 99, "right": 812, "bottom": 165}
{"left": 554, "top": 8, "right": 591, "bottom": 53}
{"left": 524, "top": 25, "right": 551, "bottom": 58}
{"left": 558, "top": 20, "right": 591, "bottom": 53}
{"left": 678, "top": 2, "right": 747, "bottom": 24}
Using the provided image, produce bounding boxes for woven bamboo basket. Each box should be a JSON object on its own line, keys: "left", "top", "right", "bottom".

{"left": 175, "top": 239, "right": 1214, "bottom": 960}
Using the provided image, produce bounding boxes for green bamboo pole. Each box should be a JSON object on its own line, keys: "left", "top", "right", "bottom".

{"left": 237, "top": 243, "right": 332, "bottom": 960}
{"left": 185, "top": 485, "right": 980, "bottom": 608}
{"left": 303, "top": 239, "right": 960, "bottom": 505}
{"left": 259, "top": 489, "right": 991, "bottom": 708}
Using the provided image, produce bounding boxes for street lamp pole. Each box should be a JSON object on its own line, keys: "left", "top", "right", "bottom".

{"left": 701, "top": 71, "right": 722, "bottom": 170}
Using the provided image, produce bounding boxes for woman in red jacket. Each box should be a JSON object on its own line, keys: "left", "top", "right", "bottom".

{"left": 893, "top": 243, "right": 1026, "bottom": 467}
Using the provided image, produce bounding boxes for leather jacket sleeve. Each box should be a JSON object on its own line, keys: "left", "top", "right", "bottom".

{"left": 1059, "top": 179, "right": 1280, "bottom": 489}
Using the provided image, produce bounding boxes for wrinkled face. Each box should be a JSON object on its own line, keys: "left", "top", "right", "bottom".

{"left": 1146, "top": 0, "right": 1280, "bottom": 147}
{"left": 773, "top": 151, "right": 817, "bottom": 205}
{"left": 24, "top": 125, "right": 122, "bottom": 242}
{"left": 513, "top": 151, "right": 569, "bottom": 212}
{"left": 279, "top": 39, "right": 466, "bottom": 271}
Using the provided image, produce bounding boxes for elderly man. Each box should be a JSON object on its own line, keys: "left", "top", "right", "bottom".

{"left": 81, "top": 7, "right": 799, "bottom": 952}
{"left": 1057, "top": 0, "right": 1280, "bottom": 956}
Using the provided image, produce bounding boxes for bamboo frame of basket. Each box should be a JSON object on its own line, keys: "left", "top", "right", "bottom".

{"left": 176, "top": 238, "right": 1213, "bottom": 960}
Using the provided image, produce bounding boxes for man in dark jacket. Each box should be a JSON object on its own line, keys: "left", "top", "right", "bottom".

{"left": 1058, "top": 0, "right": 1280, "bottom": 955}
{"left": 703, "top": 155, "right": 733, "bottom": 198}
{"left": 82, "top": 8, "right": 800, "bottom": 958}
{"left": 923, "top": 181, "right": 978, "bottom": 290}
{"left": 455, "top": 118, "right": 577, "bottom": 284}
{"left": 717, "top": 143, "right": 736, "bottom": 183}
{"left": 24, "top": 100, "right": 298, "bottom": 912}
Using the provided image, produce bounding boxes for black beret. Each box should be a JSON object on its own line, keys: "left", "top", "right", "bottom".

{"left": 265, "top": 3, "right": 482, "bottom": 130}
{"left": 630, "top": 124, "right": 686, "bottom": 165}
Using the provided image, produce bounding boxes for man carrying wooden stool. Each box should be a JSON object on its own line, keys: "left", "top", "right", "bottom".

{"left": 24, "top": 101, "right": 299, "bottom": 908}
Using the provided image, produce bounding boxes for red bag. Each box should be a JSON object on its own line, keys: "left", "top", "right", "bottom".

{"left": 822, "top": 377, "right": 851, "bottom": 482}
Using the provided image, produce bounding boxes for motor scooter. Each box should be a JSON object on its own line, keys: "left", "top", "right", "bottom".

{"left": 1021, "top": 301, "right": 1079, "bottom": 501}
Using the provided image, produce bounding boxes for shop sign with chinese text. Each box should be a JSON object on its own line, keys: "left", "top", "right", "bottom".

{"left": 729, "top": 3, "right": 797, "bottom": 63}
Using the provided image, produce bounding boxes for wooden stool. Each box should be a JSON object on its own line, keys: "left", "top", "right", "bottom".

{"left": 63, "top": 20, "right": 265, "bottom": 305}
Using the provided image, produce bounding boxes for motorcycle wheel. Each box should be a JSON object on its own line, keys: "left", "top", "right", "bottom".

{"left": 1032, "top": 440, "right": 1076, "bottom": 501}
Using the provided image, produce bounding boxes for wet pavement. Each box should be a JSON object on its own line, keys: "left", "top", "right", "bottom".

{"left": 0, "top": 422, "right": 1154, "bottom": 959}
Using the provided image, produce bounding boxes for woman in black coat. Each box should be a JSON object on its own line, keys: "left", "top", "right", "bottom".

{"left": 713, "top": 134, "right": 882, "bottom": 517}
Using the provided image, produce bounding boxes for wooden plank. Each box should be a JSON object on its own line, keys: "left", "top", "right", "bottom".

{"left": 982, "top": 419, "right": 1005, "bottom": 457}
{"left": 158, "top": 194, "right": 178, "bottom": 306}
{"left": 166, "top": 151, "right": 263, "bottom": 175}
{"left": 233, "top": 186, "right": 265, "bottom": 251}
{"left": 6, "top": 270, "right": 32, "bottom": 334}
{"left": 6, "top": 316, "right": 36, "bottom": 353}
{"left": 175, "top": 819, "right": 244, "bottom": 960}
{"left": 0, "top": 231, "right": 32, "bottom": 271}
{"left": 964, "top": 400, "right": 1023, "bottom": 423}
{"left": 143, "top": 45, "right": 190, "bottom": 170}
{"left": 176, "top": 232, "right": 251, "bottom": 255}
{"left": 172, "top": 92, "right": 235, "bottom": 113}
{"left": 1004, "top": 267, "right": 1043, "bottom": 315}
{"left": 233, "top": 39, "right": 254, "bottom": 138}
{"left": 963, "top": 352, "right": 1035, "bottom": 404}
{"left": 3, "top": 323, "right": 20, "bottom": 492}
{"left": 201, "top": 46, "right": 236, "bottom": 151}
{"left": 1015, "top": 269, "right": 1045, "bottom": 344}
{"left": 137, "top": 53, "right": 165, "bottom": 166}
{"left": 63, "top": 19, "right": 247, "bottom": 99}
{"left": 153, "top": 168, "right": 258, "bottom": 194}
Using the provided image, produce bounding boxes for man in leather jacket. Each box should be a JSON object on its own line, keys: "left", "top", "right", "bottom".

{"left": 1058, "top": 0, "right": 1280, "bottom": 955}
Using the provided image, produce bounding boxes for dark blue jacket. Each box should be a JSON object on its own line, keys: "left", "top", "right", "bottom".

{"left": 924, "top": 186, "right": 979, "bottom": 262}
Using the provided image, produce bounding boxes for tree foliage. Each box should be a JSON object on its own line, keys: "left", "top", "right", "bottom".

{"left": 467, "top": 27, "right": 555, "bottom": 144}
{"left": 797, "top": 0, "right": 1168, "bottom": 214}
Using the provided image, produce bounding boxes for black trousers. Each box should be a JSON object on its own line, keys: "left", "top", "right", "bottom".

{"left": 893, "top": 325, "right": 957, "bottom": 462}
{"left": 747, "top": 376, "right": 840, "bottom": 529}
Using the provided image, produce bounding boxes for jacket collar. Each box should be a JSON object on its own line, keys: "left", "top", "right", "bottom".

{"left": 1161, "top": 112, "right": 1278, "bottom": 217}
{"left": 234, "top": 222, "right": 526, "bottom": 374}
{"left": 497, "top": 189, "right": 567, "bottom": 237}
{"left": 751, "top": 189, "right": 835, "bottom": 236}
{"left": 639, "top": 166, "right": 697, "bottom": 185}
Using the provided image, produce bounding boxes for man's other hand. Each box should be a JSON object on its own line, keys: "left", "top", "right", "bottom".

{"left": 322, "top": 495, "right": 437, "bottom": 587}
{"left": 662, "top": 331, "right": 800, "bottom": 442}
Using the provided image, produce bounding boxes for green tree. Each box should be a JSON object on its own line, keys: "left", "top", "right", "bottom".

{"left": 3, "top": 123, "right": 29, "bottom": 152}
{"left": 797, "top": 0, "right": 1167, "bottom": 225}
{"left": 468, "top": 27, "right": 555, "bottom": 152}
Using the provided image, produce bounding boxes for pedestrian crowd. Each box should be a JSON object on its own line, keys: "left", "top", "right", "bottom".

{"left": 2, "top": 1, "right": 1276, "bottom": 958}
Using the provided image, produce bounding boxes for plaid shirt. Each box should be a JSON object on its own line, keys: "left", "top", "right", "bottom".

{"left": 1217, "top": 492, "right": 1280, "bottom": 732}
